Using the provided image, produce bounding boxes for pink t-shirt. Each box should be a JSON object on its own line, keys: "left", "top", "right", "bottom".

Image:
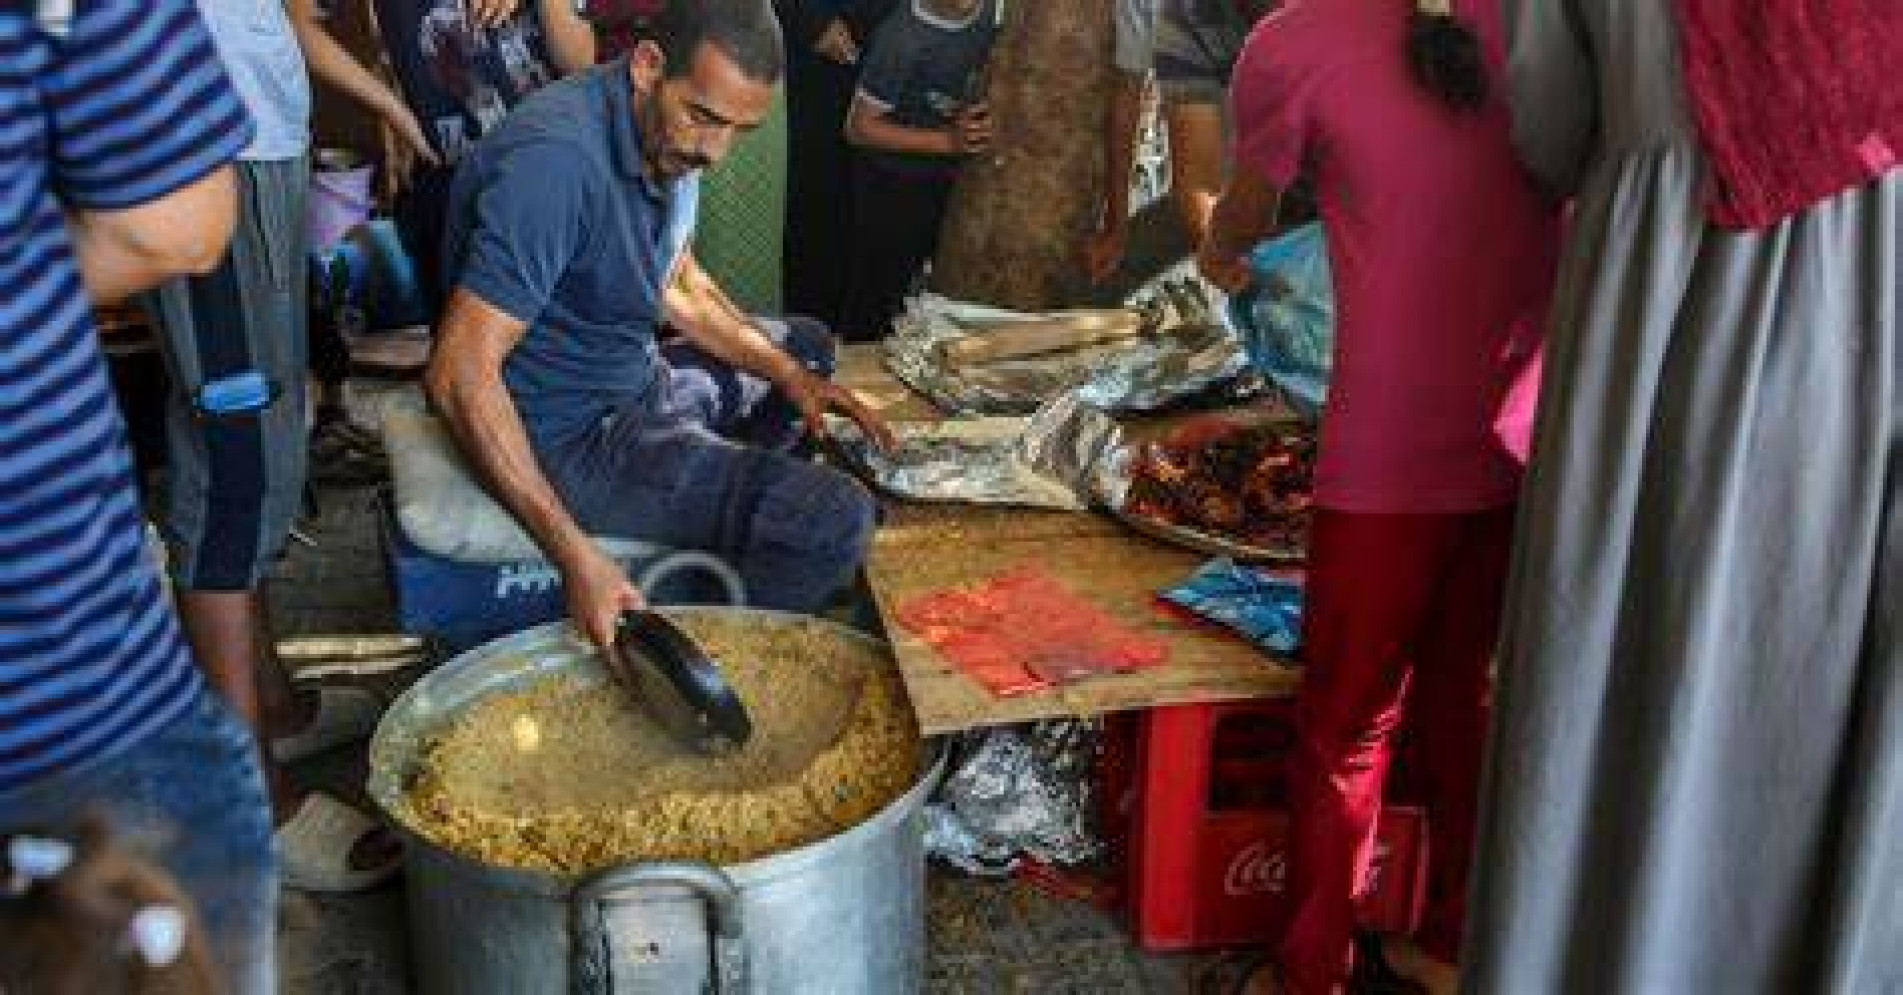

{"left": 1231, "top": 0, "right": 1559, "bottom": 513}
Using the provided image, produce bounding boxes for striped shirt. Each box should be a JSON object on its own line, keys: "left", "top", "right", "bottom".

{"left": 0, "top": 0, "right": 252, "bottom": 793}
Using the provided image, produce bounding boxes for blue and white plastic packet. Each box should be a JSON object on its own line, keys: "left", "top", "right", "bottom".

{"left": 1226, "top": 222, "right": 1334, "bottom": 420}
{"left": 1160, "top": 558, "right": 1305, "bottom": 655}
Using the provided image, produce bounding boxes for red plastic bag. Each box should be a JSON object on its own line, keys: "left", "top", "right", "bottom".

{"left": 897, "top": 567, "right": 1170, "bottom": 697}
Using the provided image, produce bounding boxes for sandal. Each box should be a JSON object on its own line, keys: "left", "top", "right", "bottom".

{"left": 270, "top": 687, "right": 383, "bottom": 763}
{"left": 276, "top": 793, "right": 402, "bottom": 893}
{"left": 279, "top": 635, "right": 429, "bottom": 681}
{"left": 308, "top": 416, "right": 388, "bottom": 486}
{"left": 320, "top": 417, "right": 387, "bottom": 461}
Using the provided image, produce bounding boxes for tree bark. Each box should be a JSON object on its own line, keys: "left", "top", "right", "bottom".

{"left": 929, "top": 0, "right": 1116, "bottom": 310}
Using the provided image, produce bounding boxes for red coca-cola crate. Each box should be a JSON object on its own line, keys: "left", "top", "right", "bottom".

{"left": 1106, "top": 700, "right": 1429, "bottom": 952}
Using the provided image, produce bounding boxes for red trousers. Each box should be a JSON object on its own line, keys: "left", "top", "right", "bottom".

{"left": 1278, "top": 506, "right": 1516, "bottom": 994}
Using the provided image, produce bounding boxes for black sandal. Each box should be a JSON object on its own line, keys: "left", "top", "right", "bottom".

{"left": 308, "top": 416, "right": 388, "bottom": 486}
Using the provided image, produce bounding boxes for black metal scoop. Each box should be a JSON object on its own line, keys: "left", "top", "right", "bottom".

{"left": 607, "top": 611, "right": 753, "bottom": 756}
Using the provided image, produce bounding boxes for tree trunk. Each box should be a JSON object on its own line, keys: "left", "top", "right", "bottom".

{"left": 929, "top": 0, "right": 1116, "bottom": 310}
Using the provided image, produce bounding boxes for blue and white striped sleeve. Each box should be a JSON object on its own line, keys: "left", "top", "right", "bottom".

{"left": 42, "top": 0, "right": 253, "bottom": 210}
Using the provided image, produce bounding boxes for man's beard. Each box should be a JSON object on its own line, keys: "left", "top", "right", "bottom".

{"left": 657, "top": 148, "right": 713, "bottom": 177}
{"left": 636, "top": 91, "right": 712, "bottom": 178}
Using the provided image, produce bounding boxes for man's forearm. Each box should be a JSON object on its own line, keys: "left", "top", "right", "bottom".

{"left": 288, "top": 0, "right": 410, "bottom": 127}
{"left": 425, "top": 351, "right": 595, "bottom": 570}
{"left": 662, "top": 255, "right": 804, "bottom": 385}
{"left": 1164, "top": 101, "right": 1227, "bottom": 244}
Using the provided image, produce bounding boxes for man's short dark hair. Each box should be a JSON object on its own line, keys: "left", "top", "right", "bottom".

{"left": 651, "top": 0, "right": 785, "bottom": 84}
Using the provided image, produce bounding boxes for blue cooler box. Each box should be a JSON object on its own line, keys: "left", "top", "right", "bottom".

{"left": 378, "top": 497, "right": 736, "bottom": 654}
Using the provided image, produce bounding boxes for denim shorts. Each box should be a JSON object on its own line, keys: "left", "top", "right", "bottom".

{"left": 0, "top": 687, "right": 277, "bottom": 995}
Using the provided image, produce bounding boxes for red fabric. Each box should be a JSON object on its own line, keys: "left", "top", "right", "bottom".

{"left": 1675, "top": 0, "right": 1901, "bottom": 229}
{"left": 584, "top": 0, "right": 663, "bottom": 61}
{"left": 1277, "top": 507, "right": 1515, "bottom": 994}
{"left": 897, "top": 567, "right": 1170, "bottom": 697}
{"left": 1230, "top": 0, "right": 1559, "bottom": 513}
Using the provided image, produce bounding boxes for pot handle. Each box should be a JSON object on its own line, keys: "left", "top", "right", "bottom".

{"left": 569, "top": 860, "right": 748, "bottom": 994}
{"left": 636, "top": 551, "right": 748, "bottom": 608}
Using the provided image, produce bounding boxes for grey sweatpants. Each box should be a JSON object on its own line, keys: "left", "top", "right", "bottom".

{"left": 149, "top": 156, "right": 309, "bottom": 590}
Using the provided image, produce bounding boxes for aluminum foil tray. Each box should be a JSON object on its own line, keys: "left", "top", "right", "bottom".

{"left": 827, "top": 393, "right": 1125, "bottom": 511}
{"left": 883, "top": 268, "right": 1253, "bottom": 416}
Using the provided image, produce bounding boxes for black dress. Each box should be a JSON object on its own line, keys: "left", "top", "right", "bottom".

{"left": 775, "top": 0, "right": 899, "bottom": 330}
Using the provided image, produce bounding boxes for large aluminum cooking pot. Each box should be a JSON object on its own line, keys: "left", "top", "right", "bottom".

{"left": 368, "top": 611, "right": 944, "bottom": 994}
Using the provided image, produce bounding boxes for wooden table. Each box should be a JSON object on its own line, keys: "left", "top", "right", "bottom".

{"left": 836, "top": 345, "right": 1298, "bottom": 736}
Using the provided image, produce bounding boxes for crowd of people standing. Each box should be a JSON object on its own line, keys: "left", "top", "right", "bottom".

{"left": 0, "top": 1, "right": 1895, "bottom": 993}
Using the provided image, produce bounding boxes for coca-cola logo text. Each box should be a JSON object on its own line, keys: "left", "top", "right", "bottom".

{"left": 1223, "top": 842, "right": 1287, "bottom": 897}
{"left": 1221, "top": 838, "right": 1399, "bottom": 898}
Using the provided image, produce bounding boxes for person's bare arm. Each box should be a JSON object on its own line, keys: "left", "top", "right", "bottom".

{"left": 665, "top": 253, "right": 896, "bottom": 449}
{"left": 844, "top": 94, "right": 990, "bottom": 157}
{"left": 68, "top": 167, "right": 238, "bottom": 303}
{"left": 537, "top": 0, "right": 598, "bottom": 73}
{"left": 1196, "top": 165, "right": 1281, "bottom": 293}
{"left": 1082, "top": 69, "right": 1148, "bottom": 283}
{"left": 1164, "top": 99, "right": 1228, "bottom": 245}
{"left": 285, "top": 0, "right": 439, "bottom": 180}
{"left": 424, "top": 289, "right": 643, "bottom": 652}
{"left": 664, "top": 252, "right": 804, "bottom": 377}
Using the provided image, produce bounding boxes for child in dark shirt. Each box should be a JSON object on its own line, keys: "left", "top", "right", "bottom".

{"left": 838, "top": 0, "right": 998, "bottom": 341}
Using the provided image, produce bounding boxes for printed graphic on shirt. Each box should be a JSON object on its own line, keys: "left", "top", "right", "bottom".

{"left": 379, "top": 0, "right": 560, "bottom": 163}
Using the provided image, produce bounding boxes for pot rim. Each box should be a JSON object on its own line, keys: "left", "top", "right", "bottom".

{"left": 369, "top": 611, "right": 944, "bottom": 898}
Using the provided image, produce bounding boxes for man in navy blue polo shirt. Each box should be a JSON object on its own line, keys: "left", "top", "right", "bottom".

{"left": 429, "top": 0, "right": 892, "bottom": 655}
{"left": 0, "top": 0, "right": 278, "bottom": 989}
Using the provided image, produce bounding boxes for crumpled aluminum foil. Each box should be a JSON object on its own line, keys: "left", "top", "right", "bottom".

{"left": 925, "top": 720, "right": 1105, "bottom": 870}
{"left": 884, "top": 268, "right": 1253, "bottom": 416}
{"left": 829, "top": 392, "right": 1128, "bottom": 510}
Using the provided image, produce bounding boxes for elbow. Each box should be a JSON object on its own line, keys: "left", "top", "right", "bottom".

{"left": 843, "top": 107, "right": 873, "bottom": 148}
{"left": 422, "top": 356, "right": 459, "bottom": 419}
{"left": 427, "top": 290, "right": 524, "bottom": 426}
{"left": 184, "top": 166, "right": 239, "bottom": 270}
{"left": 422, "top": 332, "right": 467, "bottom": 418}
{"left": 423, "top": 343, "right": 496, "bottom": 434}
{"left": 168, "top": 230, "right": 234, "bottom": 277}
{"left": 148, "top": 166, "right": 240, "bottom": 277}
